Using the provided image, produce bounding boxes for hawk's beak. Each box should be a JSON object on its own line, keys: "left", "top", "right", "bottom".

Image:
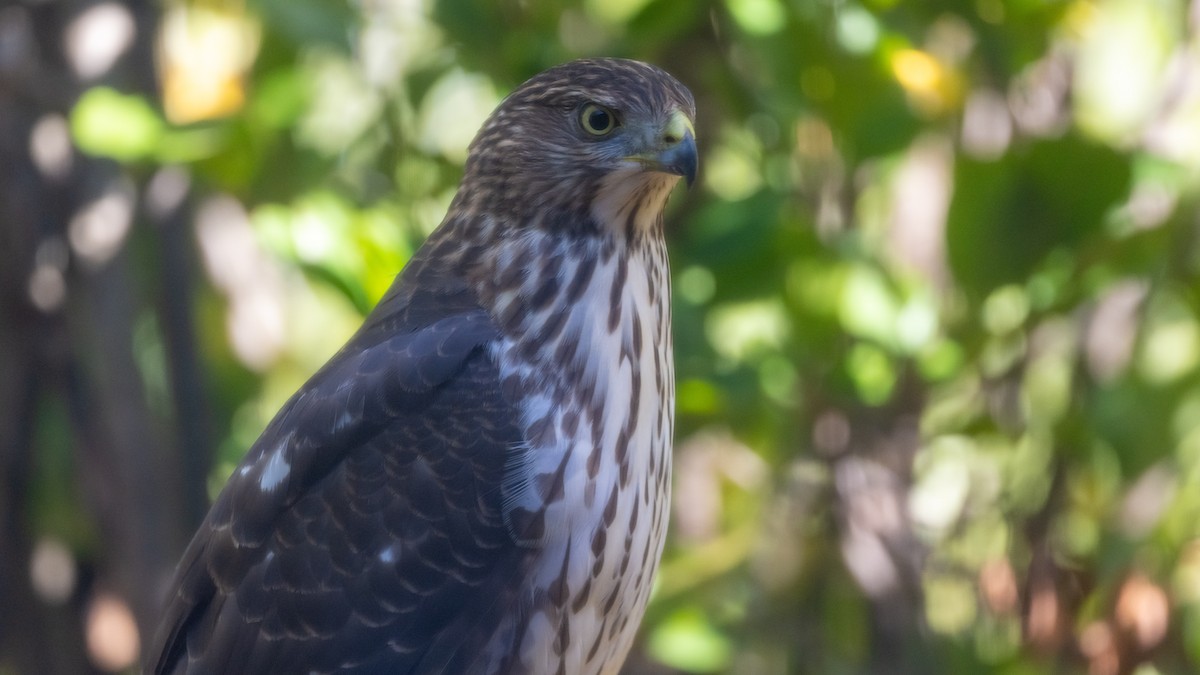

{"left": 655, "top": 110, "right": 698, "bottom": 188}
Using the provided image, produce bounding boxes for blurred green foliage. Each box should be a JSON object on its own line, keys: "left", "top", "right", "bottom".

{"left": 58, "top": 0, "right": 1200, "bottom": 673}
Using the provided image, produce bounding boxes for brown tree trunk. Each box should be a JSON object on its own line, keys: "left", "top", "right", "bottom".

{"left": 0, "top": 1, "right": 207, "bottom": 671}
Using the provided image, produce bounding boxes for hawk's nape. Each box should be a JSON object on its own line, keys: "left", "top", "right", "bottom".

{"left": 148, "top": 58, "right": 697, "bottom": 675}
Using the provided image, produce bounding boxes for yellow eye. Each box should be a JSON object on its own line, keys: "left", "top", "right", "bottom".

{"left": 580, "top": 104, "right": 617, "bottom": 136}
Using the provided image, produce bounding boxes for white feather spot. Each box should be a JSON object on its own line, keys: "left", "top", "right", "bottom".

{"left": 378, "top": 546, "right": 397, "bottom": 564}
{"left": 258, "top": 442, "right": 291, "bottom": 492}
{"left": 332, "top": 409, "right": 354, "bottom": 432}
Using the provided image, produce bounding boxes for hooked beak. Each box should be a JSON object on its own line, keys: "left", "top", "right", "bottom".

{"left": 637, "top": 109, "right": 698, "bottom": 188}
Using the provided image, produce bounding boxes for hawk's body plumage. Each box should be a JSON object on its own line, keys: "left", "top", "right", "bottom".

{"left": 148, "top": 58, "right": 696, "bottom": 675}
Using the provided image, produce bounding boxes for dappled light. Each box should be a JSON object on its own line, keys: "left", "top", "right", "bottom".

{"left": 27, "top": 237, "right": 69, "bottom": 313}
{"left": 195, "top": 195, "right": 288, "bottom": 372}
{"left": 29, "top": 537, "right": 77, "bottom": 606}
{"left": 29, "top": 113, "right": 74, "bottom": 179}
{"left": 159, "top": 4, "right": 259, "bottom": 124}
{"left": 67, "top": 181, "right": 134, "bottom": 267}
{"left": 84, "top": 592, "right": 140, "bottom": 672}
{"left": 7, "top": 0, "right": 1200, "bottom": 673}
{"left": 64, "top": 2, "right": 135, "bottom": 81}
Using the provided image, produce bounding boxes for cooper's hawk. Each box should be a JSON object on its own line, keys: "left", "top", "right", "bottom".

{"left": 146, "top": 58, "right": 697, "bottom": 674}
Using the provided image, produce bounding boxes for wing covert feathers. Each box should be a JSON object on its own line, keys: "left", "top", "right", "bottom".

{"left": 149, "top": 308, "right": 526, "bottom": 674}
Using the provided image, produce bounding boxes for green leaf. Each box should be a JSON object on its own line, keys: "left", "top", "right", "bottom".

{"left": 70, "top": 87, "right": 166, "bottom": 161}
{"left": 947, "top": 135, "right": 1132, "bottom": 298}
{"left": 647, "top": 608, "right": 733, "bottom": 673}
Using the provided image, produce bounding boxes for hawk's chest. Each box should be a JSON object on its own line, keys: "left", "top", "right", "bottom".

{"left": 491, "top": 238, "right": 674, "bottom": 673}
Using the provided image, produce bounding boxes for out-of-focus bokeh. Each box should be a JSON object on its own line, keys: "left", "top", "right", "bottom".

{"left": 4, "top": 0, "right": 1200, "bottom": 673}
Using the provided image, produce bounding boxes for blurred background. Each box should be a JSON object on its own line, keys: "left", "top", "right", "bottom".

{"left": 4, "top": 0, "right": 1200, "bottom": 673}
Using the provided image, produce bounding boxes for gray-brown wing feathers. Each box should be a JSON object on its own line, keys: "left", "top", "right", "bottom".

{"left": 148, "top": 306, "right": 527, "bottom": 674}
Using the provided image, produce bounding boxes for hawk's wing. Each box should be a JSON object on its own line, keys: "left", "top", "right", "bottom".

{"left": 149, "top": 278, "right": 531, "bottom": 674}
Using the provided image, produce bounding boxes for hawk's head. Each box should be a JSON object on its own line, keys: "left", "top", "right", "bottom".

{"left": 459, "top": 58, "right": 697, "bottom": 234}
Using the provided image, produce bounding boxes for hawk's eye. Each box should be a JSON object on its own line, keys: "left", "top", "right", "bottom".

{"left": 580, "top": 104, "right": 617, "bottom": 136}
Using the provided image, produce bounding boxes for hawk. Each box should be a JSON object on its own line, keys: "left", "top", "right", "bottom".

{"left": 147, "top": 58, "right": 697, "bottom": 674}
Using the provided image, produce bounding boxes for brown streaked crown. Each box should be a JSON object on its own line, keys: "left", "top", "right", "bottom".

{"left": 454, "top": 58, "right": 696, "bottom": 225}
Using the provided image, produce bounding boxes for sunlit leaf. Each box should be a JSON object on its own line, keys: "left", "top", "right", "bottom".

{"left": 70, "top": 87, "right": 165, "bottom": 161}
{"left": 647, "top": 609, "right": 733, "bottom": 673}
